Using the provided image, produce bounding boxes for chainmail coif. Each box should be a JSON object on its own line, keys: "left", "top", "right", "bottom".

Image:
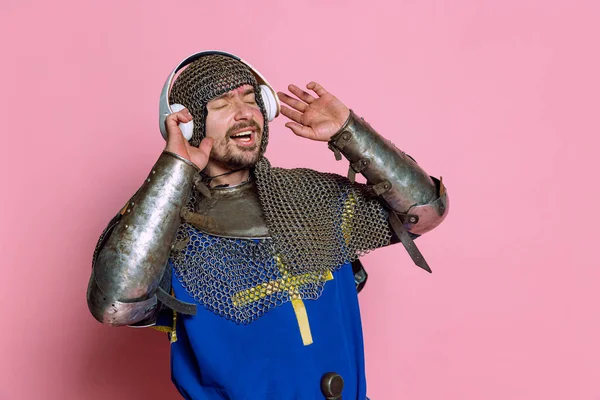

{"left": 168, "top": 55, "right": 392, "bottom": 324}
{"left": 169, "top": 54, "right": 269, "bottom": 153}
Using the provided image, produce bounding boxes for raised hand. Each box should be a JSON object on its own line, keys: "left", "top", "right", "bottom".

{"left": 277, "top": 82, "right": 350, "bottom": 142}
{"left": 164, "top": 108, "right": 213, "bottom": 170}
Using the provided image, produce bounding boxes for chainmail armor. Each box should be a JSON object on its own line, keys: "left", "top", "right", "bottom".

{"left": 254, "top": 160, "right": 392, "bottom": 274}
{"left": 168, "top": 55, "right": 393, "bottom": 324}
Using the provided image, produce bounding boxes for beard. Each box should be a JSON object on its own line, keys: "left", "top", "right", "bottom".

{"left": 210, "top": 120, "right": 263, "bottom": 170}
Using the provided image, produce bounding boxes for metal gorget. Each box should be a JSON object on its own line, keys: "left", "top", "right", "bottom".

{"left": 183, "top": 177, "right": 270, "bottom": 239}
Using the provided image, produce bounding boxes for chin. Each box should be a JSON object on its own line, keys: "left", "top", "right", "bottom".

{"left": 216, "top": 151, "right": 260, "bottom": 170}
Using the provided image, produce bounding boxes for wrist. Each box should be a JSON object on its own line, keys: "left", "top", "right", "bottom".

{"left": 162, "top": 150, "right": 201, "bottom": 172}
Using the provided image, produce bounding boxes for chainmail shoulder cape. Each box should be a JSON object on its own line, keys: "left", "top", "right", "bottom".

{"left": 170, "top": 159, "right": 393, "bottom": 324}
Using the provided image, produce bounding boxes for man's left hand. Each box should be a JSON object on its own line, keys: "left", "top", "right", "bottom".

{"left": 278, "top": 82, "right": 350, "bottom": 142}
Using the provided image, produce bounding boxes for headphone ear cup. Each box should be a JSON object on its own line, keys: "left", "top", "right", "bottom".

{"left": 169, "top": 103, "right": 194, "bottom": 141}
{"left": 259, "top": 85, "right": 278, "bottom": 122}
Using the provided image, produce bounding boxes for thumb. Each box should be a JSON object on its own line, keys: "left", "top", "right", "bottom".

{"left": 187, "top": 137, "right": 214, "bottom": 170}
{"left": 198, "top": 137, "right": 214, "bottom": 157}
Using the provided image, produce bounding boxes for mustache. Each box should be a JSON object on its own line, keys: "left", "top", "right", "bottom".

{"left": 226, "top": 120, "right": 262, "bottom": 138}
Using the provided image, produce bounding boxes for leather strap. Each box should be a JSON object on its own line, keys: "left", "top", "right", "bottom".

{"left": 388, "top": 211, "right": 432, "bottom": 273}
{"left": 156, "top": 287, "right": 197, "bottom": 315}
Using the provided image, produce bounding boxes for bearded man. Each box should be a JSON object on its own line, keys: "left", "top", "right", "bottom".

{"left": 87, "top": 51, "right": 449, "bottom": 400}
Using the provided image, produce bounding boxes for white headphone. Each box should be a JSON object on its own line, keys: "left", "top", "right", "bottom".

{"left": 158, "top": 50, "right": 280, "bottom": 141}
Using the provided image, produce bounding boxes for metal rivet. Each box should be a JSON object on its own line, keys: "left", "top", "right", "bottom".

{"left": 147, "top": 178, "right": 151, "bottom": 182}
{"left": 126, "top": 209, "right": 131, "bottom": 214}
{"left": 124, "top": 224, "right": 129, "bottom": 229}
{"left": 152, "top": 170, "right": 156, "bottom": 174}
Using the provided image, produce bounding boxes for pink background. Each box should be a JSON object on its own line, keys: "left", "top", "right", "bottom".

{"left": 1, "top": 0, "right": 599, "bottom": 399}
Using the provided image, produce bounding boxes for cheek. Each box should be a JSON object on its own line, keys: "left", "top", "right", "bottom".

{"left": 204, "top": 112, "right": 225, "bottom": 140}
{"left": 253, "top": 108, "right": 265, "bottom": 128}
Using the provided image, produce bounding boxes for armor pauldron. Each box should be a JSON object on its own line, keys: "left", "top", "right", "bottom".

{"left": 329, "top": 110, "right": 449, "bottom": 235}
{"left": 87, "top": 151, "right": 199, "bottom": 325}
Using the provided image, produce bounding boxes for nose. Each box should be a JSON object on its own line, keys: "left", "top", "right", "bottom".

{"left": 233, "top": 98, "right": 254, "bottom": 121}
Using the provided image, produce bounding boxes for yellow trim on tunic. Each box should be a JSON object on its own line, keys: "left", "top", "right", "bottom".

{"left": 231, "top": 256, "right": 333, "bottom": 346}
{"left": 231, "top": 270, "right": 334, "bottom": 307}
{"left": 151, "top": 325, "right": 171, "bottom": 334}
{"left": 341, "top": 192, "right": 357, "bottom": 246}
{"left": 291, "top": 298, "right": 313, "bottom": 345}
{"left": 151, "top": 291, "right": 178, "bottom": 344}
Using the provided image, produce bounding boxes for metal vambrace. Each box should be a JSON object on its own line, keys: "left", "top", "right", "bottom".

{"left": 328, "top": 111, "right": 449, "bottom": 272}
{"left": 87, "top": 151, "right": 199, "bottom": 326}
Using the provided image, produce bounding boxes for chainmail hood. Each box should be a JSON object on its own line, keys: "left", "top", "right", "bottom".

{"left": 169, "top": 54, "right": 269, "bottom": 156}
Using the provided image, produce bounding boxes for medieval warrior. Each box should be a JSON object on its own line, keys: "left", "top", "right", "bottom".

{"left": 87, "top": 51, "right": 449, "bottom": 399}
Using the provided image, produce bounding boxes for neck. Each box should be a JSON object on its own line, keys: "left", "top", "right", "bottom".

{"left": 204, "top": 162, "right": 251, "bottom": 187}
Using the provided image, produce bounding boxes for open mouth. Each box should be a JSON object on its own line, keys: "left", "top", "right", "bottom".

{"left": 231, "top": 131, "right": 252, "bottom": 141}
{"left": 230, "top": 131, "right": 255, "bottom": 144}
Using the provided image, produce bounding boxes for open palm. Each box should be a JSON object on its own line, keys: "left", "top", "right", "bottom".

{"left": 278, "top": 82, "right": 350, "bottom": 142}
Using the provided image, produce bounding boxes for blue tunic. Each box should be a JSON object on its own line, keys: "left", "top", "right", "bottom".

{"left": 159, "top": 257, "right": 368, "bottom": 400}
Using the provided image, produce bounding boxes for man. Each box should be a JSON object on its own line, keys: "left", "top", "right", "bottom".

{"left": 87, "top": 52, "right": 448, "bottom": 399}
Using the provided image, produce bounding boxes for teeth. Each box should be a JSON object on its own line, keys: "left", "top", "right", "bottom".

{"left": 231, "top": 131, "right": 252, "bottom": 138}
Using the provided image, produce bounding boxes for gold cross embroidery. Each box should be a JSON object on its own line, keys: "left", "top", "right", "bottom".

{"left": 231, "top": 256, "right": 333, "bottom": 346}
{"left": 230, "top": 194, "right": 358, "bottom": 346}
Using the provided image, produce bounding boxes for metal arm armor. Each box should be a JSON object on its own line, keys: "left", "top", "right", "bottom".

{"left": 87, "top": 151, "right": 199, "bottom": 326}
{"left": 328, "top": 110, "right": 449, "bottom": 235}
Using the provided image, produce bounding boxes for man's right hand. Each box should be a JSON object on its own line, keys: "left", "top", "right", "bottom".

{"left": 164, "top": 108, "right": 213, "bottom": 170}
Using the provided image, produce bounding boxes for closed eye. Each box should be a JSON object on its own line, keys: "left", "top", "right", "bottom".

{"left": 210, "top": 101, "right": 228, "bottom": 110}
{"left": 244, "top": 93, "right": 256, "bottom": 104}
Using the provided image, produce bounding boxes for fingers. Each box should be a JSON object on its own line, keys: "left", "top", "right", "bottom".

{"left": 166, "top": 108, "right": 193, "bottom": 125}
{"left": 307, "top": 81, "right": 328, "bottom": 97}
{"left": 277, "top": 82, "right": 326, "bottom": 116}
{"left": 165, "top": 108, "right": 193, "bottom": 139}
{"left": 288, "top": 84, "right": 315, "bottom": 104}
{"left": 285, "top": 122, "right": 314, "bottom": 139}
{"left": 277, "top": 83, "right": 319, "bottom": 115}
{"left": 279, "top": 105, "right": 304, "bottom": 124}
{"left": 278, "top": 91, "right": 308, "bottom": 113}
